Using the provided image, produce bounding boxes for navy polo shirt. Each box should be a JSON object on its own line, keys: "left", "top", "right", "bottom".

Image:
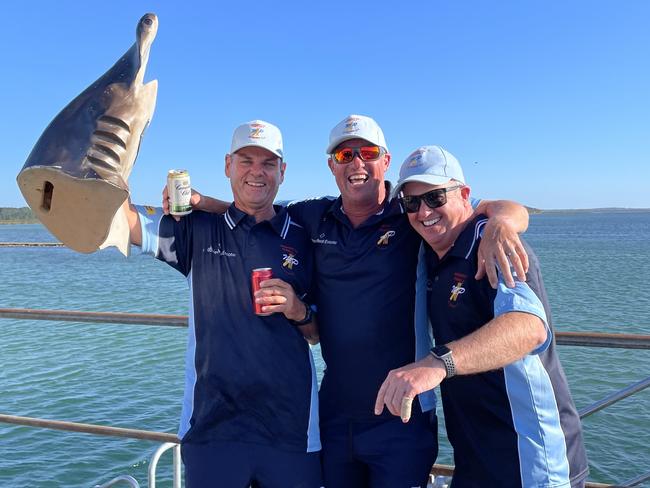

{"left": 426, "top": 215, "right": 588, "bottom": 487}
{"left": 136, "top": 204, "right": 320, "bottom": 453}
{"left": 287, "top": 189, "right": 436, "bottom": 422}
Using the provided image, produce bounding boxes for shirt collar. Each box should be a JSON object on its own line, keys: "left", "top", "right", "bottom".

{"left": 326, "top": 181, "right": 405, "bottom": 225}
{"left": 225, "top": 203, "right": 292, "bottom": 238}
{"left": 447, "top": 214, "right": 489, "bottom": 260}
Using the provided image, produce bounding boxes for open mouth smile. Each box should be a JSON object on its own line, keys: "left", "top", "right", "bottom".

{"left": 422, "top": 217, "right": 441, "bottom": 227}
{"left": 348, "top": 174, "right": 369, "bottom": 184}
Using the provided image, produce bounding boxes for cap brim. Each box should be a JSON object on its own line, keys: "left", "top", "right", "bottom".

{"left": 232, "top": 142, "right": 283, "bottom": 158}
{"left": 326, "top": 135, "right": 384, "bottom": 154}
{"left": 390, "top": 174, "right": 454, "bottom": 200}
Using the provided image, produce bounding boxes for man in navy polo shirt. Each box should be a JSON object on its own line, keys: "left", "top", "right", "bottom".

{"left": 123, "top": 120, "right": 322, "bottom": 488}
{"left": 376, "top": 145, "right": 588, "bottom": 487}
{"left": 179, "top": 115, "right": 532, "bottom": 487}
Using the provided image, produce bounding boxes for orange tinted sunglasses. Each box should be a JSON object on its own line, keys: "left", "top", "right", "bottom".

{"left": 331, "top": 146, "right": 384, "bottom": 164}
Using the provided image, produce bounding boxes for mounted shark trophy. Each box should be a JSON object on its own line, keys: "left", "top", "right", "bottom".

{"left": 16, "top": 13, "right": 159, "bottom": 256}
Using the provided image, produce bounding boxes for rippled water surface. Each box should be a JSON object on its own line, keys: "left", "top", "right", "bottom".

{"left": 1, "top": 211, "right": 648, "bottom": 487}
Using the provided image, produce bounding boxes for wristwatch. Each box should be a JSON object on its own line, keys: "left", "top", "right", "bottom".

{"left": 430, "top": 345, "right": 456, "bottom": 379}
{"left": 289, "top": 302, "right": 313, "bottom": 326}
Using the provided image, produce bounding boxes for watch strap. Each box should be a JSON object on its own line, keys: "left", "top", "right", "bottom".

{"left": 289, "top": 302, "right": 313, "bottom": 326}
{"left": 430, "top": 346, "right": 456, "bottom": 378}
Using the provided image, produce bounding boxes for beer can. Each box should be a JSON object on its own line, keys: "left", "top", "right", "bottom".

{"left": 252, "top": 268, "right": 273, "bottom": 315}
{"left": 167, "top": 169, "right": 192, "bottom": 216}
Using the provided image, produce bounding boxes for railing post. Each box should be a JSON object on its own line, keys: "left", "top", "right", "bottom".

{"left": 173, "top": 443, "right": 182, "bottom": 488}
{"left": 148, "top": 442, "right": 178, "bottom": 488}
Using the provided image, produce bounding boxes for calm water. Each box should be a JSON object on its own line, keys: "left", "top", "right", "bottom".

{"left": 1, "top": 211, "right": 648, "bottom": 487}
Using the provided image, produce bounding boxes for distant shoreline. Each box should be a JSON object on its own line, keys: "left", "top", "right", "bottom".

{"left": 1, "top": 206, "right": 649, "bottom": 224}
{"left": 526, "top": 207, "right": 650, "bottom": 215}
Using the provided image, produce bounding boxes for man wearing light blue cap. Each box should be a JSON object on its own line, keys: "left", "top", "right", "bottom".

{"left": 375, "top": 145, "right": 589, "bottom": 488}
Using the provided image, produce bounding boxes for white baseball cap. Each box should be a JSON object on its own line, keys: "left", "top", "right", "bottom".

{"left": 230, "top": 120, "right": 283, "bottom": 158}
{"left": 326, "top": 114, "right": 388, "bottom": 154}
{"left": 392, "top": 145, "right": 466, "bottom": 199}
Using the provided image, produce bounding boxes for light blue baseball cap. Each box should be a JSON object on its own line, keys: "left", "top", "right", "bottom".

{"left": 391, "top": 145, "right": 466, "bottom": 199}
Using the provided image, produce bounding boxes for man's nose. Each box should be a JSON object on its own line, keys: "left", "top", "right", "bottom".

{"left": 351, "top": 154, "right": 365, "bottom": 169}
{"left": 417, "top": 201, "right": 432, "bottom": 219}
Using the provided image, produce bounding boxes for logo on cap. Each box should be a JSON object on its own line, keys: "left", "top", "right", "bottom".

{"left": 344, "top": 117, "right": 360, "bottom": 133}
{"left": 406, "top": 150, "right": 424, "bottom": 168}
{"left": 249, "top": 123, "right": 266, "bottom": 139}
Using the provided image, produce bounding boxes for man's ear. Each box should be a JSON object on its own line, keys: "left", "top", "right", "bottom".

{"left": 225, "top": 154, "right": 232, "bottom": 178}
{"left": 279, "top": 161, "right": 287, "bottom": 184}
{"left": 327, "top": 157, "right": 336, "bottom": 175}
{"left": 382, "top": 152, "right": 391, "bottom": 172}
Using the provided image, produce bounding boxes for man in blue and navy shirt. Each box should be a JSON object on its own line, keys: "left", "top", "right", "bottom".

{"left": 377, "top": 145, "right": 589, "bottom": 487}
{"left": 124, "top": 121, "right": 322, "bottom": 488}
{"left": 190, "top": 115, "right": 531, "bottom": 487}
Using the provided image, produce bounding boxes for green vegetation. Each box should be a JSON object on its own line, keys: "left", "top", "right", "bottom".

{"left": 0, "top": 207, "right": 38, "bottom": 224}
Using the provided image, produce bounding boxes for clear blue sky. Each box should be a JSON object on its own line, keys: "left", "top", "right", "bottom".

{"left": 2, "top": 1, "right": 648, "bottom": 209}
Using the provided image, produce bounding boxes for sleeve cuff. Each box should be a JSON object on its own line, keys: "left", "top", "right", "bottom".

{"left": 494, "top": 279, "right": 552, "bottom": 354}
{"left": 134, "top": 205, "right": 165, "bottom": 256}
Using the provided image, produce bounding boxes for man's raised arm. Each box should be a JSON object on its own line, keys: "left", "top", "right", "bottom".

{"left": 162, "top": 187, "right": 230, "bottom": 215}
{"left": 474, "top": 199, "right": 530, "bottom": 288}
{"left": 122, "top": 200, "right": 142, "bottom": 247}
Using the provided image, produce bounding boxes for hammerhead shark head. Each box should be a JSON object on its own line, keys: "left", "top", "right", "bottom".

{"left": 17, "top": 13, "right": 159, "bottom": 256}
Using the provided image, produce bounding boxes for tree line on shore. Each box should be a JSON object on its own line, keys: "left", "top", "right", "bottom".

{"left": 0, "top": 207, "right": 37, "bottom": 223}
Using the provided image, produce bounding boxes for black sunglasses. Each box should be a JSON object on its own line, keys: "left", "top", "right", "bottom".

{"left": 401, "top": 185, "right": 464, "bottom": 213}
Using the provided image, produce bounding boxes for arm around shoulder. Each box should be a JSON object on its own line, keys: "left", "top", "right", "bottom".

{"left": 476, "top": 199, "right": 529, "bottom": 233}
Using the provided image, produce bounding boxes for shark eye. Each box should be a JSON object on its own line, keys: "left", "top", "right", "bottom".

{"left": 143, "top": 17, "right": 153, "bottom": 26}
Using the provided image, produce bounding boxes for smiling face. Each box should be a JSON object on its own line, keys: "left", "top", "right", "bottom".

{"left": 403, "top": 180, "right": 473, "bottom": 257}
{"left": 225, "top": 146, "right": 286, "bottom": 220}
{"left": 328, "top": 138, "right": 391, "bottom": 210}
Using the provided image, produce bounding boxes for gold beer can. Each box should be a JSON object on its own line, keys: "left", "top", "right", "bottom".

{"left": 167, "top": 169, "right": 192, "bottom": 216}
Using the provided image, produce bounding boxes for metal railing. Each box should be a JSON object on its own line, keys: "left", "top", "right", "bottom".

{"left": 1, "top": 307, "right": 648, "bottom": 488}
{"left": 0, "top": 413, "right": 180, "bottom": 488}
{"left": 94, "top": 475, "right": 140, "bottom": 488}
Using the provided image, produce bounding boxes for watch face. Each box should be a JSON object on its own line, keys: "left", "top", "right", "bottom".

{"left": 432, "top": 345, "right": 451, "bottom": 357}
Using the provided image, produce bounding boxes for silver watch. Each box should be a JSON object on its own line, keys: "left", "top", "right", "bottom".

{"left": 430, "top": 345, "right": 456, "bottom": 379}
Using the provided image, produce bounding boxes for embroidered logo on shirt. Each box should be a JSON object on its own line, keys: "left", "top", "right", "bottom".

{"left": 449, "top": 272, "right": 467, "bottom": 307}
{"left": 376, "top": 230, "right": 396, "bottom": 247}
{"left": 281, "top": 245, "right": 299, "bottom": 272}
{"left": 312, "top": 233, "right": 338, "bottom": 245}
{"left": 204, "top": 245, "right": 237, "bottom": 258}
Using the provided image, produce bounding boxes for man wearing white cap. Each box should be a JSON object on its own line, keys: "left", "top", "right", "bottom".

{"left": 375, "top": 145, "right": 588, "bottom": 487}
{"left": 123, "top": 120, "right": 323, "bottom": 488}
{"left": 175, "top": 115, "right": 530, "bottom": 487}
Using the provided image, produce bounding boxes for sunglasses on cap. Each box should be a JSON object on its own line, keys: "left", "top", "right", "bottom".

{"left": 331, "top": 145, "right": 385, "bottom": 164}
{"left": 401, "top": 185, "right": 464, "bottom": 213}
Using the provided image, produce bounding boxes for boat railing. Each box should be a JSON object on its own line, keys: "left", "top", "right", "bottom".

{"left": 94, "top": 475, "right": 140, "bottom": 488}
{"left": 1, "top": 307, "right": 648, "bottom": 488}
